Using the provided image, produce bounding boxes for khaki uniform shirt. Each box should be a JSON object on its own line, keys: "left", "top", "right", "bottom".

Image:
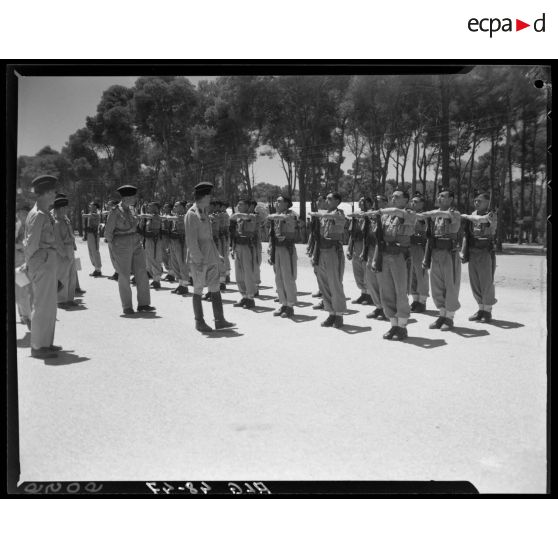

{"left": 24, "top": 204, "right": 57, "bottom": 263}
{"left": 104, "top": 204, "right": 139, "bottom": 243}
{"left": 185, "top": 204, "right": 220, "bottom": 266}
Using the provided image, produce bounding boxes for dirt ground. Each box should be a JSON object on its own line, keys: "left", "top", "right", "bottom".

{"left": 15, "top": 239, "right": 548, "bottom": 493}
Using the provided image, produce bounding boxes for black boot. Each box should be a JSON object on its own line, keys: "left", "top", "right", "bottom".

{"left": 211, "top": 291, "right": 235, "bottom": 329}
{"left": 193, "top": 294, "right": 212, "bottom": 332}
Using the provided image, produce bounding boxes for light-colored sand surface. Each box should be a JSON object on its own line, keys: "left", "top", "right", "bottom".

{"left": 15, "top": 239, "right": 548, "bottom": 492}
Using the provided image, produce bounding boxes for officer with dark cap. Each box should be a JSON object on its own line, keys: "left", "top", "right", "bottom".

{"left": 51, "top": 193, "right": 78, "bottom": 308}
{"left": 81, "top": 199, "right": 103, "bottom": 277}
{"left": 185, "top": 182, "right": 235, "bottom": 332}
{"left": 104, "top": 184, "right": 155, "bottom": 315}
{"left": 15, "top": 202, "right": 32, "bottom": 329}
{"left": 24, "top": 175, "right": 62, "bottom": 358}
{"left": 105, "top": 191, "right": 121, "bottom": 281}
{"left": 461, "top": 192, "right": 498, "bottom": 323}
{"left": 408, "top": 192, "right": 429, "bottom": 313}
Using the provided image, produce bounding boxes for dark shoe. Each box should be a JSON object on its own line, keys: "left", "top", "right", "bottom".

{"left": 361, "top": 295, "right": 372, "bottom": 306}
{"left": 225, "top": 275, "right": 231, "bottom": 284}
{"left": 233, "top": 298, "right": 247, "bottom": 307}
{"left": 49, "top": 344, "right": 63, "bottom": 351}
{"left": 210, "top": 291, "right": 235, "bottom": 329}
{"left": 274, "top": 297, "right": 280, "bottom": 303}
{"left": 164, "top": 274, "right": 175, "bottom": 283}
{"left": 313, "top": 300, "right": 325, "bottom": 310}
{"left": 147, "top": 271, "right": 153, "bottom": 279}
{"left": 479, "top": 311, "right": 492, "bottom": 323}
{"left": 333, "top": 316, "right": 343, "bottom": 328}
{"left": 383, "top": 326, "right": 397, "bottom": 340}
{"left": 321, "top": 315, "right": 336, "bottom": 327}
{"left": 281, "top": 307, "right": 294, "bottom": 318}
{"left": 75, "top": 288, "right": 86, "bottom": 294}
{"left": 108, "top": 273, "right": 118, "bottom": 281}
{"left": 410, "top": 301, "right": 418, "bottom": 312}
{"left": 376, "top": 309, "right": 386, "bottom": 320}
{"left": 196, "top": 320, "right": 213, "bottom": 332}
{"left": 90, "top": 270, "right": 102, "bottom": 277}
{"left": 440, "top": 318, "right": 454, "bottom": 331}
{"left": 429, "top": 316, "right": 445, "bottom": 329}
{"left": 312, "top": 291, "right": 322, "bottom": 298}
{"left": 150, "top": 281, "right": 161, "bottom": 289}
{"left": 412, "top": 302, "right": 426, "bottom": 313}
{"left": 65, "top": 301, "right": 79, "bottom": 307}
{"left": 203, "top": 291, "right": 213, "bottom": 301}
{"left": 244, "top": 298, "right": 256, "bottom": 309}
{"left": 215, "top": 319, "right": 235, "bottom": 329}
{"left": 57, "top": 280, "right": 64, "bottom": 292}
{"left": 220, "top": 283, "right": 226, "bottom": 291}
{"left": 25, "top": 318, "right": 31, "bottom": 331}
{"left": 188, "top": 277, "right": 194, "bottom": 286}
{"left": 171, "top": 286, "right": 188, "bottom": 295}
{"left": 469, "top": 310, "right": 483, "bottom": 321}
{"left": 254, "top": 289, "right": 260, "bottom": 297}
{"left": 31, "top": 347, "right": 58, "bottom": 359}
{"left": 57, "top": 302, "right": 69, "bottom": 310}
{"left": 367, "top": 308, "right": 385, "bottom": 320}
{"left": 122, "top": 308, "right": 135, "bottom": 315}
{"left": 392, "top": 327, "right": 408, "bottom": 341}
{"left": 137, "top": 305, "right": 156, "bottom": 312}
{"left": 352, "top": 294, "right": 366, "bottom": 304}
{"left": 273, "top": 306, "right": 286, "bottom": 317}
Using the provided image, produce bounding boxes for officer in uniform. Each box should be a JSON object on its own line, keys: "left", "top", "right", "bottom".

{"left": 218, "top": 201, "right": 232, "bottom": 284}
{"left": 82, "top": 200, "right": 103, "bottom": 277}
{"left": 15, "top": 203, "right": 32, "bottom": 329}
{"left": 168, "top": 200, "right": 190, "bottom": 295}
{"left": 104, "top": 184, "right": 155, "bottom": 315}
{"left": 408, "top": 192, "right": 429, "bottom": 313}
{"left": 160, "top": 201, "right": 174, "bottom": 282}
{"left": 310, "top": 192, "right": 347, "bottom": 328}
{"left": 268, "top": 195, "right": 299, "bottom": 318}
{"left": 140, "top": 201, "right": 164, "bottom": 289}
{"left": 185, "top": 182, "right": 235, "bottom": 332}
{"left": 52, "top": 193, "right": 78, "bottom": 308}
{"left": 461, "top": 192, "right": 498, "bottom": 323}
{"left": 364, "top": 194, "right": 388, "bottom": 320}
{"left": 203, "top": 200, "right": 225, "bottom": 299}
{"left": 24, "top": 175, "right": 61, "bottom": 359}
{"left": 309, "top": 194, "right": 327, "bottom": 304}
{"left": 347, "top": 196, "right": 374, "bottom": 305}
{"left": 419, "top": 189, "right": 462, "bottom": 331}
{"left": 105, "top": 192, "right": 121, "bottom": 281}
{"left": 249, "top": 199, "right": 263, "bottom": 296}
{"left": 374, "top": 190, "right": 417, "bottom": 340}
{"left": 231, "top": 198, "right": 260, "bottom": 309}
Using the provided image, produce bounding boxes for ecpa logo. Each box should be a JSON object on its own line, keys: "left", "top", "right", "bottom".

{"left": 468, "top": 13, "right": 546, "bottom": 37}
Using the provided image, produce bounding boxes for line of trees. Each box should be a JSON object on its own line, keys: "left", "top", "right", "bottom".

{"left": 16, "top": 66, "right": 548, "bottom": 245}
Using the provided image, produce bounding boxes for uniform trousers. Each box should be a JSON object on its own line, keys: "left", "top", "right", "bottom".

{"left": 144, "top": 237, "right": 163, "bottom": 281}
{"left": 235, "top": 244, "right": 258, "bottom": 297}
{"left": 377, "top": 252, "right": 410, "bottom": 319}
{"left": 430, "top": 248, "right": 461, "bottom": 313}
{"left": 191, "top": 263, "right": 220, "bottom": 296}
{"left": 87, "top": 232, "right": 102, "bottom": 271}
{"left": 27, "top": 248, "right": 57, "bottom": 350}
{"left": 56, "top": 255, "right": 77, "bottom": 303}
{"left": 160, "top": 235, "right": 171, "bottom": 270}
{"left": 351, "top": 239, "right": 368, "bottom": 294}
{"left": 169, "top": 238, "right": 190, "bottom": 283}
{"left": 364, "top": 256, "right": 382, "bottom": 307}
{"left": 316, "top": 246, "right": 347, "bottom": 314}
{"left": 111, "top": 234, "right": 151, "bottom": 310}
{"left": 274, "top": 245, "right": 297, "bottom": 307}
{"left": 409, "top": 244, "right": 430, "bottom": 299}
{"left": 108, "top": 241, "right": 118, "bottom": 274}
{"left": 468, "top": 247, "right": 497, "bottom": 307}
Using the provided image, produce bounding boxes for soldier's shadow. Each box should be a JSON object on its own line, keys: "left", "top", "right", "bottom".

{"left": 340, "top": 324, "right": 372, "bottom": 335}
{"left": 486, "top": 319, "right": 525, "bottom": 329}
{"left": 204, "top": 329, "right": 244, "bottom": 338}
{"left": 17, "top": 332, "right": 31, "bottom": 348}
{"left": 344, "top": 309, "right": 360, "bottom": 316}
{"left": 44, "top": 350, "right": 90, "bottom": 366}
{"left": 221, "top": 298, "right": 237, "bottom": 305}
{"left": 256, "top": 294, "right": 276, "bottom": 301}
{"left": 257, "top": 285, "right": 274, "bottom": 291}
{"left": 422, "top": 310, "right": 440, "bottom": 317}
{"left": 297, "top": 291, "right": 312, "bottom": 297}
{"left": 401, "top": 337, "right": 447, "bottom": 349}
{"left": 290, "top": 314, "right": 318, "bottom": 323}
{"left": 450, "top": 326, "right": 490, "bottom": 338}
{"left": 251, "top": 305, "right": 274, "bottom": 313}
{"left": 61, "top": 304, "right": 87, "bottom": 312}
{"left": 120, "top": 313, "right": 162, "bottom": 319}
{"left": 294, "top": 301, "right": 313, "bottom": 308}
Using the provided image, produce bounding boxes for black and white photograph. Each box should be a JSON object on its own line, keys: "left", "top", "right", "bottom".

{"left": 7, "top": 63, "right": 549, "bottom": 495}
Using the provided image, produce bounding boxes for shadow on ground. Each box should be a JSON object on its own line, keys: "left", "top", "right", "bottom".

{"left": 204, "top": 329, "right": 244, "bottom": 338}
{"left": 44, "top": 350, "right": 91, "bottom": 366}
{"left": 294, "top": 301, "right": 313, "bottom": 308}
{"left": 290, "top": 314, "right": 318, "bottom": 323}
{"left": 17, "top": 332, "right": 31, "bottom": 348}
{"left": 487, "top": 319, "right": 525, "bottom": 329}
{"left": 402, "top": 336, "right": 447, "bottom": 349}
{"left": 120, "top": 313, "right": 162, "bottom": 319}
{"left": 450, "top": 326, "right": 490, "bottom": 338}
{"left": 340, "top": 324, "right": 372, "bottom": 335}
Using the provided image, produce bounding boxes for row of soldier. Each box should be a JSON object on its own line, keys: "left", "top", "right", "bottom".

{"left": 18, "top": 175, "right": 497, "bottom": 358}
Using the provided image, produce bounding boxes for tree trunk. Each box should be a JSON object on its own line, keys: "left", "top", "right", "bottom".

{"left": 411, "top": 135, "right": 418, "bottom": 192}
{"left": 466, "top": 135, "right": 477, "bottom": 213}
{"left": 440, "top": 76, "right": 450, "bottom": 190}
{"left": 432, "top": 155, "right": 440, "bottom": 206}
{"left": 519, "top": 108, "right": 527, "bottom": 243}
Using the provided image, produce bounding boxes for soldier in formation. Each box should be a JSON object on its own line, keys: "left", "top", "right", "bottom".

{"left": 82, "top": 200, "right": 103, "bottom": 277}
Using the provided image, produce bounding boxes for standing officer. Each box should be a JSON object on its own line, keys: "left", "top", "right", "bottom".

{"left": 168, "top": 200, "right": 190, "bottom": 295}
{"left": 52, "top": 193, "right": 78, "bottom": 308}
{"left": 420, "top": 189, "right": 462, "bottom": 331}
{"left": 374, "top": 190, "right": 417, "bottom": 341}
{"left": 364, "top": 194, "right": 388, "bottom": 320}
{"left": 140, "top": 201, "right": 164, "bottom": 290}
{"left": 185, "top": 182, "right": 235, "bottom": 332}
{"left": 347, "top": 196, "right": 374, "bottom": 305}
{"left": 249, "top": 199, "right": 263, "bottom": 296}
{"left": 408, "top": 192, "right": 429, "bottom": 313}
{"left": 230, "top": 198, "right": 260, "bottom": 309}
{"left": 24, "top": 175, "right": 61, "bottom": 359}
{"left": 104, "top": 184, "right": 155, "bottom": 315}
{"left": 15, "top": 203, "right": 32, "bottom": 329}
{"left": 105, "top": 192, "right": 121, "bottom": 281}
{"left": 160, "top": 201, "right": 174, "bottom": 282}
{"left": 268, "top": 195, "right": 299, "bottom": 318}
{"left": 82, "top": 200, "right": 103, "bottom": 277}
{"left": 218, "top": 201, "right": 232, "bottom": 284}
{"left": 308, "top": 194, "right": 327, "bottom": 308}
{"left": 461, "top": 192, "right": 497, "bottom": 323}
{"left": 309, "top": 192, "right": 347, "bottom": 328}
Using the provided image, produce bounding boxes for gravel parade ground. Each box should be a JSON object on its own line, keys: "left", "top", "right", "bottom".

{"left": 15, "top": 240, "right": 547, "bottom": 493}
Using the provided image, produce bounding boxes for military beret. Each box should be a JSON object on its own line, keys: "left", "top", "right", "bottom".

{"left": 117, "top": 184, "right": 138, "bottom": 197}
{"left": 53, "top": 193, "right": 69, "bottom": 208}
{"left": 194, "top": 182, "right": 214, "bottom": 196}
{"left": 411, "top": 192, "right": 424, "bottom": 200}
{"left": 278, "top": 195, "right": 293, "bottom": 207}
{"left": 32, "top": 175, "right": 58, "bottom": 194}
